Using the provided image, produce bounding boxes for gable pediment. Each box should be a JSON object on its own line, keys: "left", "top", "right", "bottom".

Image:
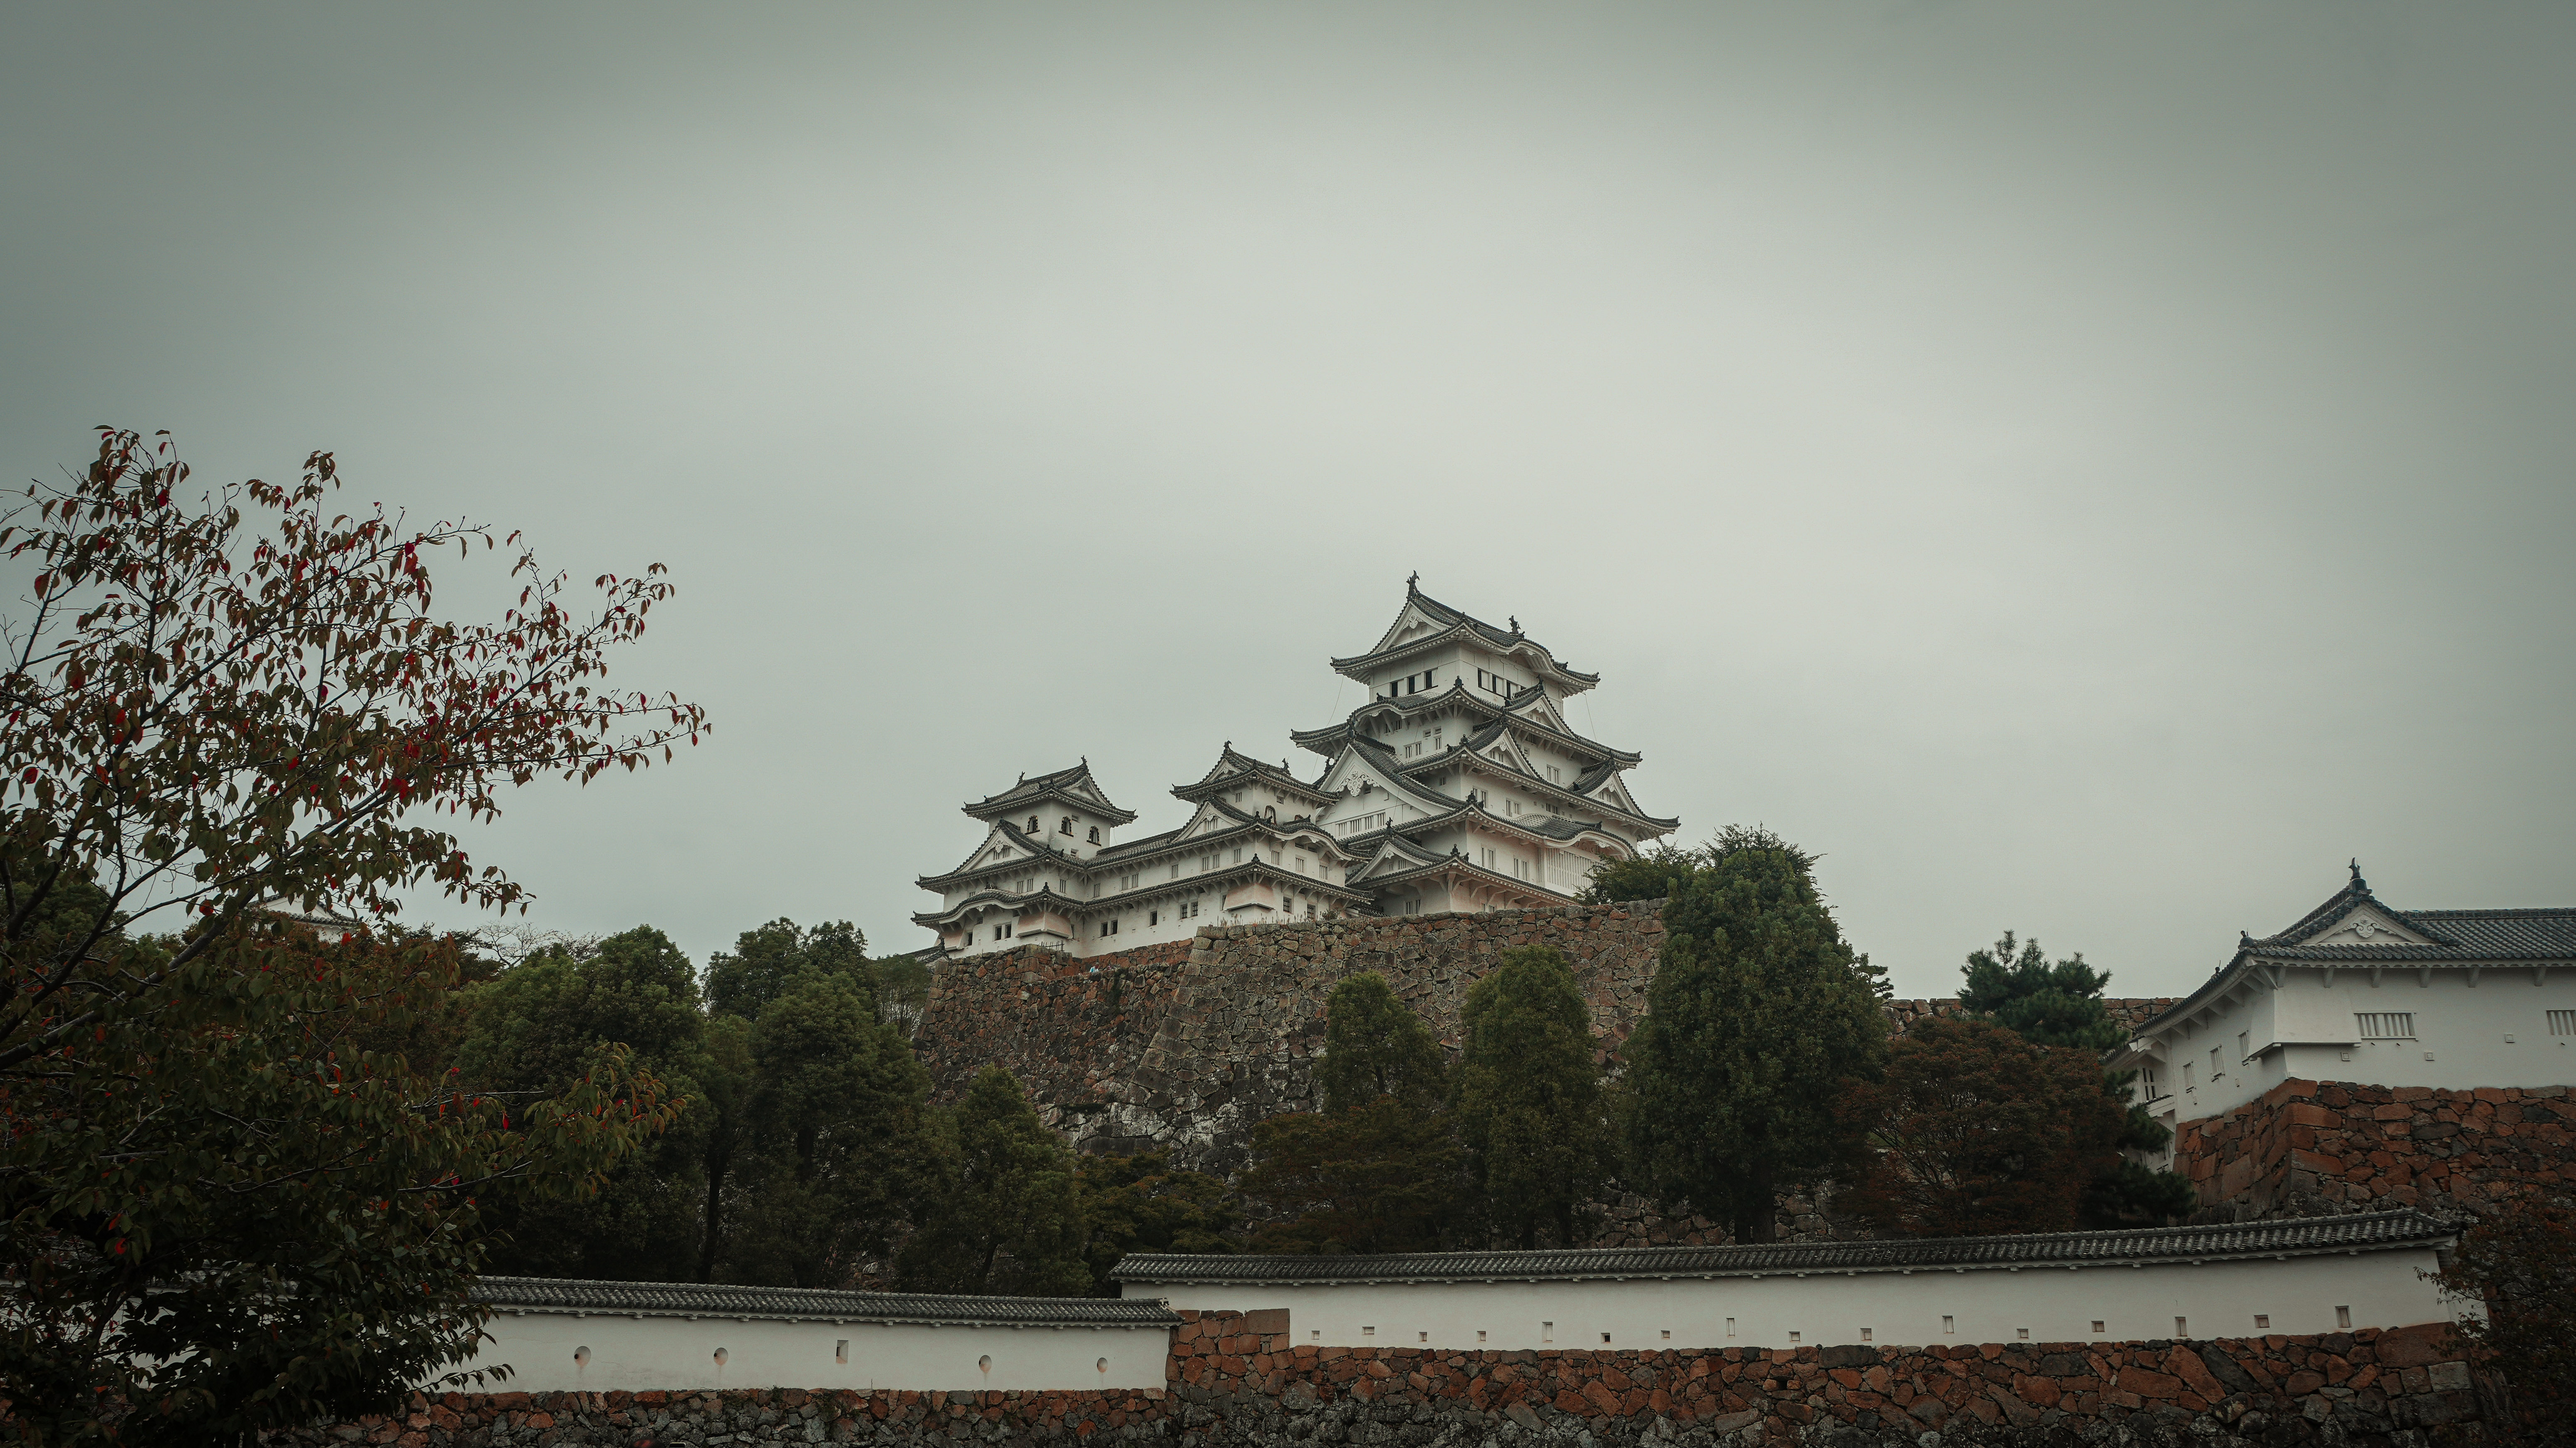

{"left": 2299, "top": 906, "right": 2432, "bottom": 948}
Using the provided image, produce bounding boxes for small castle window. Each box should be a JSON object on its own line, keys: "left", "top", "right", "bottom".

{"left": 1087, "top": 826, "right": 1100, "bottom": 843}
{"left": 1059, "top": 817, "right": 1073, "bottom": 834}
{"left": 1027, "top": 817, "right": 1039, "bottom": 834}
{"left": 2356, "top": 1012, "right": 2415, "bottom": 1040}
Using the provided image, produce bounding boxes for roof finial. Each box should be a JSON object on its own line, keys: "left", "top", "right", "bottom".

{"left": 2350, "top": 857, "right": 2367, "bottom": 890}
{"left": 1407, "top": 570, "right": 1420, "bottom": 591}
{"left": 1508, "top": 615, "right": 1520, "bottom": 634}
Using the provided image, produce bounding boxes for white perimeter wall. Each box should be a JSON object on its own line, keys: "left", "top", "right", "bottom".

{"left": 1132, "top": 1249, "right": 2457, "bottom": 1353}
{"left": 453, "top": 1313, "right": 1171, "bottom": 1394}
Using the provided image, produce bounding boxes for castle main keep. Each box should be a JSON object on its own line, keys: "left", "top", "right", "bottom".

{"left": 914, "top": 582, "right": 1676, "bottom": 959}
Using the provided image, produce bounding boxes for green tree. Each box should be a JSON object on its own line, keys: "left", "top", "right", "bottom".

{"left": 1073, "top": 1151, "right": 1238, "bottom": 1293}
{"left": 1237, "top": 1101, "right": 1464, "bottom": 1254}
{"left": 1451, "top": 945, "right": 1615, "bottom": 1248}
{"left": 0, "top": 430, "right": 701, "bottom": 1443}
{"left": 1318, "top": 971, "right": 1445, "bottom": 1115}
{"left": 1957, "top": 932, "right": 2197, "bottom": 1226}
{"left": 1837, "top": 1016, "right": 2128, "bottom": 1236}
{"left": 2436, "top": 1191, "right": 2576, "bottom": 1444}
{"left": 898, "top": 1067, "right": 1088, "bottom": 1295}
{"left": 1580, "top": 842, "right": 1703, "bottom": 905}
{"left": 1622, "top": 826, "right": 1888, "bottom": 1243}
{"left": 1958, "top": 932, "right": 2125, "bottom": 1050}
{"left": 1238, "top": 973, "right": 1463, "bottom": 1253}
{"left": 713, "top": 975, "right": 938, "bottom": 1287}
{"left": 454, "top": 926, "right": 716, "bottom": 1282}
{"left": 873, "top": 950, "right": 934, "bottom": 1029}
{"left": 703, "top": 917, "right": 874, "bottom": 1022}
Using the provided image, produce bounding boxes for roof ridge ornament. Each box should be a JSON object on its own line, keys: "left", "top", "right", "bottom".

{"left": 2350, "top": 858, "right": 2368, "bottom": 891}
{"left": 1407, "top": 571, "right": 1419, "bottom": 592}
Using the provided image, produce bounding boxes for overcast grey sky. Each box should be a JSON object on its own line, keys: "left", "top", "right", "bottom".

{"left": 5, "top": 4, "right": 2570, "bottom": 999}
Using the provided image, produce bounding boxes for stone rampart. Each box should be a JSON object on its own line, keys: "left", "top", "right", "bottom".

{"left": 280, "top": 1310, "right": 2494, "bottom": 1445}
{"left": 2177, "top": 1077, "right": 2576, "bottom": 1219}
{"left": 914, "top": 903, "right": 1669, "bottom": 1173}
{"left": 912, "top": 903, "right": 2176, "bottom": 1185}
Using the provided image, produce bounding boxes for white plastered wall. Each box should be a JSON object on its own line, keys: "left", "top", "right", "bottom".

{"left": 2147, "top": 968, "right": 2576, "bottom": 1123}
{"left": 453, "top": 1313, "right": 1172, "bottom": 1394}
{"left": 1129, "top": 1248, "right": 2457, "bottom": 1354}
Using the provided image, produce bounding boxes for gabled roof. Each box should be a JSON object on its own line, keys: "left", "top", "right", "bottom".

{"left": 962, "top": 762, "right": 1137, "bottom": 825}
{"left": 1330, "top": 582, "right": 1600, "bottom": 696}
{"left": 916, "top": 818, "right": 1065, "bottom": 890}
{"left": 1172, "top": 743, "right": 1335, "bottom": 807}
{"left": 2126, "top": 866, "right": 2576, "bottom": 1042}
{"left": 482, "top": 1275, "right": 1179, "bottom": 1328}
{"left": 1109, "top": 1209, "right": 2451, "bottom": 1285}
{"left": 1292, "top": 681, "right": 1641, "bottom": 766}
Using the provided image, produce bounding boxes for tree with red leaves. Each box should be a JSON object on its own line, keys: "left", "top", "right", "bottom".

{"left": 1837, "top": 1015, "right": 2127, "bottom": 1237}
{"left": 0, "top": 430, "right": 707, "bottom": 1444}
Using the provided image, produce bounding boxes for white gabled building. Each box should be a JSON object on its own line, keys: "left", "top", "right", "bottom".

{"left": 2107, "top": 864, "right": 2576, "bottom": 1146}
{"left": 914, "top": 582, "right": 1677, "bottom": 959}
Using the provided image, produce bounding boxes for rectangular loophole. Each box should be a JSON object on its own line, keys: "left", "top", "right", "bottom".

{"left": 2016, "top": 1328, "right": 2030, "bottom": 1341}
{"left": 1859, "top": 1329, "right": 1872, "bottom": 1343}
{"left": 1725, "top": 1318, "right": 1736, "bottom": 1338}
{"left": 2254, "top": 1315, "right": 2270, "bottom": 1330}
{"left": 1477, "top": 1331, "right": 1486, "bottom": 1343}
{"left": 1788, "top": 1332, "right": 1801, "bottom": 1344}
{"left": 1361, "top": 1326, "right": 1375, "bottom": 1337}
{"left": 2090, "top": 1321, "right": 2105, "bottom": 1335}
{"left": 2336, "top": 1306, "right": 2351, "bottom": 1329}
{"left": 1660, "top": 1330, "right": 1671, "bottom": 1341}
{"left": 2175, "top": 1316, "right": 2188, "bottom": 1337}
{"left": 835, "top": 1339, "right": 849, "bottom": 1365}
{"left": 1417, "top": 1332, "right": 1427, "bottom": 1343}
{"left": 1541, "top": 1322, "right": 1553, "bottom": 1342}
{"left": 1942, "top": 1316, "right": 1955, "bottom": 1335}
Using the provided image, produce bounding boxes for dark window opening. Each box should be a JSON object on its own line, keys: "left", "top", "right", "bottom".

{"left": 1060, "top": 816, "right": 1073, "bottom": 834}
{"left": 1086, "top": 826, "right": 1100, "bottom": 843}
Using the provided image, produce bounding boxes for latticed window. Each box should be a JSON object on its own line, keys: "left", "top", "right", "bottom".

{"left": 2355, "top": 1012, "right": 2415, "bottom": 1040}
{"left": 2547, "top": 1009, "right": 2576, "bottom": 1037}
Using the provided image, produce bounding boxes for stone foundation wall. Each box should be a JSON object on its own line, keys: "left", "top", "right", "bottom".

{"left": 913, "top": 903, "right": 1670, "bottom": 1174}
{"left": 2177, "top": 1077, "right": 2576, "bottom": 1219}
{"left": 912, "top": 903, "right": 2173, "bottom": 1189}
{"left": 277, "top": 1310, "right": 2494, "bottom": 1446}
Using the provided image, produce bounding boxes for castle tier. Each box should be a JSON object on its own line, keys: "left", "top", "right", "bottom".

{"left": 913, "top": 582, "right": 1677, "bottom": 959}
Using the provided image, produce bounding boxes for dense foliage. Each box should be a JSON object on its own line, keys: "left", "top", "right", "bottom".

{"left": 1837, "top": 1016, "right": 2128, "bottom": 1235}
{"left": 1450, "top": 945, "right": 1615, "bottom": 1248}
{"left": 454, "top": 927, "right": 715, "bottom": 1281}
{"left": 1621, "top": 827, "right": 1888, "bottom": 1243}
{"left": 1072, "top": 1150, "right": 1238, "bottom": 1293}
{"left": 1240, "top": 972, "right": 1462, "bottom": 1253}
{"left": 1957, "top": 932, "right": 2198, "bottom": 1226}
{"left": 1316, "top": 971, "right": 1446, "bottom": 1115}
{"left": 2435, "top": 1191, "right": 2576, "bottom": 1444}
{"left": 897, "top": 1067, "right": 1088, "bottom": 1295}
{"left": 0, "top": 431, "right": 703, "bottom": 1443}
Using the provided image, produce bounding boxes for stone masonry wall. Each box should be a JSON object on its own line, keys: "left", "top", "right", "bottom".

{"left": 911, "top": 903, "right": 2175, "bottom": 1186}
{"left": 2177, "top": 1077, "right": 2576, "bottom": 1220}
{"left": 914, "top": 904, "right": 1670, "bottom": 1176}
{"left": 272, "top": 1309, "right": 2496, "bottom": 1446}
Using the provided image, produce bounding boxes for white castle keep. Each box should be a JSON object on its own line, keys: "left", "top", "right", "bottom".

{"left": 915, "top": 582, "right": 1678, "bottom": 959}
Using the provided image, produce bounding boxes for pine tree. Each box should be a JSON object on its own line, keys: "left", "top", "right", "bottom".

{"left": 1957, "top": 932, "right": 2199, "bottom": 1226}
{"left": 1622, "top": 827, "right": 1888, "bottom": 1243}
{"left": 1451, "top": 946, "right": 1615, "bottom": 1247}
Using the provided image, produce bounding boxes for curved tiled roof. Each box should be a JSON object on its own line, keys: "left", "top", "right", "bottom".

{"left": 479, "top": 1276, "right": 1181, "bottom": 1327}
{"left": 1109, "top": 1210, "right": 2450, "bottom": 1285}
